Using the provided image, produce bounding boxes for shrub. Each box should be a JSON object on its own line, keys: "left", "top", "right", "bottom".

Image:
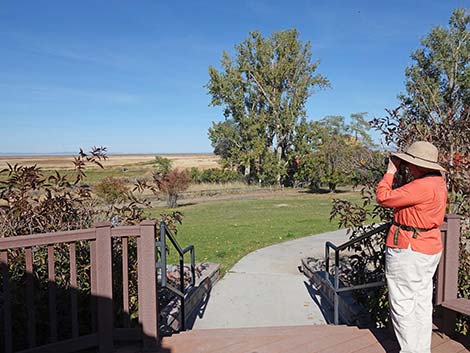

{"left": 153, "top": 169, "right": 190, "bottom": 208}
{"left": 0, "top": 147, "right": 108, "bottom": 236}
{"left": 330, "top": 196, "right": 392, "bottom": 326}
{"left": 94, "top": 176, "right": 129, "bottom": 204}
{"left": 154, "top": 156, "right": 172, "bottom": 175}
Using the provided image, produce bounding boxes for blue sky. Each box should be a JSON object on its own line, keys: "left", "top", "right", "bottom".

{"left": 0, "top": 1, "right": 467, "bottom": 154}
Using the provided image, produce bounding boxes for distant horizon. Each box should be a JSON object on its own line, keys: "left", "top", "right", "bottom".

{"left": 0, "top": 151, "right": 215, "bottom": 157}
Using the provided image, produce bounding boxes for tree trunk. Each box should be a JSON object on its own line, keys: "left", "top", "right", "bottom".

{"left": 167, "top": 193, "right": 178, "bottom": 208}
{"left": 309, "top": 181, "right": 320, "bottom": 192}
{"left": 277, "top": 145, "right": 283, "bottom": 186}
{"left": 244, "top": 164, "right": 251, "bottom": 177}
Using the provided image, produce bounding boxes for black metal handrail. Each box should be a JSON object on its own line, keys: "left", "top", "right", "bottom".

{"left": 324, "top": 222, "right": 391, "bottom": 324}
{"left": 158, "top": 221, "right": 196, "bottom": 331}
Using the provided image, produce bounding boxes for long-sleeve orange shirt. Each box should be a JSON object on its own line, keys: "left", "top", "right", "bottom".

{"left": 376, "top": 173, "right": 447, "bottom": 254}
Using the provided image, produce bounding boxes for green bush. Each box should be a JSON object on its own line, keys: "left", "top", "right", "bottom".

{"left": 154, "top": 156, "right": 172, "bottom": 175}
{"left": 94, "top": 176, "right": 129, "bottom": 204}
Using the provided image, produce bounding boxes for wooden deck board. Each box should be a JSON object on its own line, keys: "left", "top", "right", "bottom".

{"left": 354, "top": 343, "right": 390, "bottom": 353}
{"left": 115, "top": 325, "right": 469, "bottom": 353}
{"left": 431, "top": 336, "right": 469, "bottom": 353}
{"left": 158, "top": 325, "right": 390, "bottom": 353}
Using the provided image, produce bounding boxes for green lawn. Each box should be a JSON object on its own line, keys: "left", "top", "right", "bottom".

{"left": 149, "top": 191, "right": 362, "bottom": 275}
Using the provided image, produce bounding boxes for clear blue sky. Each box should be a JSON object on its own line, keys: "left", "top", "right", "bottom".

{"left": 0, "top": 0, "right": 467, "bottom": 154}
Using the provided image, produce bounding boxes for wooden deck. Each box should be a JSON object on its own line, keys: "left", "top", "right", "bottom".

{"left": 115, "top": 325, "right": 469, "bottom": 353}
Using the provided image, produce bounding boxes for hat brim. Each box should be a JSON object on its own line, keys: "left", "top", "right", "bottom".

{"left": 391, "top": 152, "right": 446, "bottom": 172}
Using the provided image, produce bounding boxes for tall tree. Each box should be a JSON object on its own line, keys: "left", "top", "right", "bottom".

{"left": 288, "top": 118, "right": 323, "bottom": 189}
{"left": 206, "top": 29, "right": 329, "bottom": 185}
{"left": 286, "top": 113, "right": 374, "bottom": 192}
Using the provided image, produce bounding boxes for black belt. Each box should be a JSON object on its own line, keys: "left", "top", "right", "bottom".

{"left": 391, "top": 221, "right": 436, "bottom": 245}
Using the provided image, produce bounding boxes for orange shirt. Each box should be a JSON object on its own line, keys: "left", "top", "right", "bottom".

{"left": 376, "top": 173, "right": 447, "bottom": 255}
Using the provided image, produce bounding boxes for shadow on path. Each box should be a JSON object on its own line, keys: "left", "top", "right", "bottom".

{"left": 303, "top": 280, "right": 334, "bottom": 324}
{"left": 303, "top": 280, "right": 400, "bottom": 353}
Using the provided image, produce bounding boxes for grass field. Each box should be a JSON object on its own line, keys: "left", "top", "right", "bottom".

{"left": 149, "top": 191, "right": 362, "bottom": 275}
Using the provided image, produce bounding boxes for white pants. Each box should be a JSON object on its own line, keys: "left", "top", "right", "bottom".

{"left": 385, "top": 246, "right": 441, "bottom": 353}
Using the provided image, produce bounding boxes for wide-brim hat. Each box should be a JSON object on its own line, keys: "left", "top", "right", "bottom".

{"left": 391, "top": 141, "right": 446, "bottom": 172}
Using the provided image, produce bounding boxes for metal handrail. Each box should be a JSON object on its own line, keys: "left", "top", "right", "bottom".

{"left": 324, "top": 222, "right": 391, "bottom": 324}
{"left": 158, "top": 221, "right": 196, "bottom": 331}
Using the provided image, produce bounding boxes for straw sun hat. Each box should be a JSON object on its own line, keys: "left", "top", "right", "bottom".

{"left": 391, "top": 141, "right": 446, "bottom": 172}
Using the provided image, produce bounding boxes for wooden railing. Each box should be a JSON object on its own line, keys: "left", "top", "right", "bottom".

{"left": 0, "top": 221, "right": 159, "bottom": 353}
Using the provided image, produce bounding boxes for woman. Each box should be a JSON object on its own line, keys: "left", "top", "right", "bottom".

{"left": 376, "top": 141, "right": 447, "bottom": 353}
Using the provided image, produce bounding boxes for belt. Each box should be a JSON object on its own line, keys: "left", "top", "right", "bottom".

{"left": 391, "top": 221, "right": 436, "bottom": 245}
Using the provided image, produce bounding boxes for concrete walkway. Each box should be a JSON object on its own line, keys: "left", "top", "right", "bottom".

{"left": 193, "top": 229, "right": 349, "bottom": 329}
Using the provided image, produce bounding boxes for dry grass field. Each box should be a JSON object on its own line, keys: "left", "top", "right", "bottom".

{"left": 0, "top": 153, "right": 220, "bottom": 170}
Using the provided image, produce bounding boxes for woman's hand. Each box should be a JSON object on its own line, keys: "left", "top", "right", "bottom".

{"left": 387, "top": 157, "right": 400, "bottom": 175}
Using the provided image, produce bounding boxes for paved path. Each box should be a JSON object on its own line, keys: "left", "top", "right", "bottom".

{"left": 193, "top": 229, "right": 349, "bottom": 329}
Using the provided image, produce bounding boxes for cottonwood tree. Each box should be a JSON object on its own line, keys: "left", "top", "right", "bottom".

{"left": 316, "top": 116, "right": 355, "bottom": 192}
{"left": 287, "top": 118, "right": 323, "bottom": 189}
{"left": 291, "top": 113, "right": 374, "bottom": 192}
{"left": 207, "top": 29, "right": 329, "bottom": 185}
{"left": 321, "top": 114, "right": 375, "bottom": 192}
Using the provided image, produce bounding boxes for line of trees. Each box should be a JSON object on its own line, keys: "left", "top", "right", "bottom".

{"left": 206, "top": 29, "right": 375, "bottom": 191}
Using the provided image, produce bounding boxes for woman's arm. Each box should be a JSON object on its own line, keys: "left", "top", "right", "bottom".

{"left": 376, "top": 173, "right": 432, "bottom": 208}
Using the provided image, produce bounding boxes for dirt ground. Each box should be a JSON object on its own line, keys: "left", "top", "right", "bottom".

{"left": 0, "top": 153, "right": 220, "bottom": 170}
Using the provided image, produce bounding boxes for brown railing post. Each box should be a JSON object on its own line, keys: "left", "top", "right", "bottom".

{"left": 442, "top": 214, "right": 461, "bottom": 336}
{"left": 25, "top": 247, "right": 36, "bottom": 348}
{"left": 436, "top": 226, "right": 446, "bottom": 306}
{"left": 47, "top": 245, "right": 58, "bottom": 343}
{"left": 90, "top": 237, "right": 98, "bottom": 333}
{"left": 95, "top": 222, "right": 114, "bottom": 353}
{"left": 138, "top": 220, "right": 159, "bottom": 351}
